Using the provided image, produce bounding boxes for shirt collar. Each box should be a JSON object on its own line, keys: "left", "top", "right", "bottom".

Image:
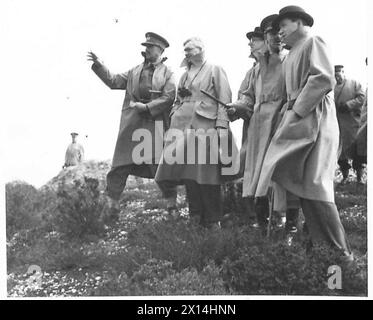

{"left": 144, "top": 56, "right": 166, "bottom": 68}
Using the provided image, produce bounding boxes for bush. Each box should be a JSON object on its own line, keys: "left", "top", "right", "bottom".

{"left": 33, "top": 187, "right": 59, "bottom": 232}
{"left": 149, "top": 261, "right": 231, "bottom": 295}
{"left": 92, "top": 259, "right": 230, "bottom": 296}
{"left": 127, "top": 220, "right": 263, "bottom": 271}
{"left": 52, "top": 177, "right": 110, "bottom": 240}
{"left": 6, "top": 181, "right": 41, "bottom": 239}
{"left": 221, "top": 242, "right": 367, "bottom": 296}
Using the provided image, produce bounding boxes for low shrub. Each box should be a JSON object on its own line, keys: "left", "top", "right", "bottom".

{"left": 92, "top": 259, "right": 230, "bottom": 296}
{"left": 221, "top": 242, "right": 367, "bottom": 296}
{"left": 6, "top": 181, "right": 41, "bottom": 239}
{"left": 127, "top": 220, "right": 263, "bottom": 271}
{"left": 52, "top": 177, "right": 110, "bottom": 240}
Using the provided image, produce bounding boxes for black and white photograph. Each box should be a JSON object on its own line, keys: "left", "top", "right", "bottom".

{"left": 1, "top": 0, "right": 369, "bottom": 300}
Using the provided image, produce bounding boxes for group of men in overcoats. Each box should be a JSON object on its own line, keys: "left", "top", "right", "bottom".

{"left": 87, "top": 5, "right": 364, "bottom": 262}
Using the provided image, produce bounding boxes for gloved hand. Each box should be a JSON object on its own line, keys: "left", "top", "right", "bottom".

{"left": 338, "top": 102, "right": 350, "bottom": 113}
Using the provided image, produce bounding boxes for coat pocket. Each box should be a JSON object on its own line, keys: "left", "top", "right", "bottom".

{"left": 195, "top": 101, "right": 218, "bottom": 120}
{"left": 277, "top": 110, "right": 319, "bottom": 142}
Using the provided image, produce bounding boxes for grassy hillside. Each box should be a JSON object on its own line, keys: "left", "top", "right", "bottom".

{"left": 6, "top": 162, "right": 367, "bottom": 297}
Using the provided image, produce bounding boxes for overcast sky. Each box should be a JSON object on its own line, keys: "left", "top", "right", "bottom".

{"left": 1, "top": 0, "right": 369, "bottom": 187}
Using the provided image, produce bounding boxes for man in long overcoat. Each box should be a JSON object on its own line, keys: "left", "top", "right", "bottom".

{"left": 231, "top": 27, "right": 265, "bottom": 224}
{"left": 87, "top": 32, "right": 177, "bottom": 210}
{"left": 155, "top": 37, "right": 238, "bottom": 229}
{"left": 229, "top": 15, "right": 300, "bottom": 234}
{"left": 255, "top": 6, "right": 352, "bottom": 262}
{"left": 334, "top": 65, "right": 366, "bottom": 182}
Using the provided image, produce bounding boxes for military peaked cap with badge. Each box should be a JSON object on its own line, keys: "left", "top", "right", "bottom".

{"left": 141, "top": 32, "right": 170, "bottom": 50}
{"left": 334, "top": 65, "right": 344, "bottom": 72}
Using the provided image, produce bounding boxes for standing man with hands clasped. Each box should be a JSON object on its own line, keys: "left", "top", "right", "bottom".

{"left": 87, "top": 32, "right": 177, "bottom": 215}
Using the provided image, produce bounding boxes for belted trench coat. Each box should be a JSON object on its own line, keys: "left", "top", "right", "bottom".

{"left": 256, "top": 34, "right": 339, "bottom": 203}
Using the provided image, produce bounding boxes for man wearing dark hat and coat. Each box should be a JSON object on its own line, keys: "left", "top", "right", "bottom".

{"left": 63, "top": 132, "right": 85, "bottom": 169}
{"left": 87, "top": 32, "right": 177, "bottom": 211}
{"left": 228, "top": 15, "right": 300, "bottom": 234}
{"left": 334, "top": 65, "right": 366, "bottom": 183}
{"left": 231, "top": 27, "right": 266, "bottom": 224}
{"left": 255, "top": 6, "right": 353, "bottom": 263}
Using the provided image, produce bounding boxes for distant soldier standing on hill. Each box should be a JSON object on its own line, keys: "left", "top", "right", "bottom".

{"left": 63, "top": 132, "right": 84, "bottom": 169}
{"left": 87, "top": 32, "right": 177, "bottom": 213}
{"left": 334, "top": 65, "right": 366, "bottom": 183}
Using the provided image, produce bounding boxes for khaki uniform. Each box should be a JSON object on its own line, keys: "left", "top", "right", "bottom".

{"left": 335, "top": 78, "right": 365, "bottom": 175}
{"left": 64, "top": 142, "right": 84, "bottom": 167}
{"left": 92, "top": 59, "right": 176, "bottom": 200}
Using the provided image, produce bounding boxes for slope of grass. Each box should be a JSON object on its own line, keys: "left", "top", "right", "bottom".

{"left": 7, "top": 170, "right": 367, "bottom": 297}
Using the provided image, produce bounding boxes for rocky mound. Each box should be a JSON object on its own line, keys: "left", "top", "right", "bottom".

{"left": 42, "top": 160, "right": 142, "bottom": 192}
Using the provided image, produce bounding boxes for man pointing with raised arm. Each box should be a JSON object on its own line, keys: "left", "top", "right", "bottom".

{"left": 87, "top": 32, "right": 177, "bottom": 214}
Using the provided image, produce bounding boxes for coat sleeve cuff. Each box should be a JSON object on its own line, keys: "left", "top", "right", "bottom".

{"left": 292, "top": 104, "right": 307, "bottom": 118}
{"left": 215, "top": 119, "right": 229, "bottom": 128}
{"left": 91, "top": 61, "right": 103, "bottom": 71}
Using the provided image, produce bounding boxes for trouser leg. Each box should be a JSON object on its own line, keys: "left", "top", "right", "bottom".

{"left": 338, "top": 158, "right": 350, "bottom": 180}
{"left": 285, "top": 191, "right": 300, "bottom": 232}
{"left": 156, "top": 180, "right": 178, "bottom": 208}
{"left": 255, "top": 196, "right": 269, "bottom": 231}
{"left": 286, "top": 208, "right": 300, "bottom": 232}
{"left": 300, "top": 198, "right": 351, "bottom": 255}
{"left": 352, "top": 156, "right": 364, "bottom": 182}
{"left": 185, "top": 180, "right": 204, "bottom": 223}
{"left": 199, "top": 184, "right": 223, "bottom": 224}
{"left": 243, "top": 196, "right": 256, "bottom": 218}
{"left": 106, "top": 165, "right": 131, "bottom": 200}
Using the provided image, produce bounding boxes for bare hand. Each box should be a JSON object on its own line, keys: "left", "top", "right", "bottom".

{"left": 87, "top": 51, "right": 100, "bottom": 64}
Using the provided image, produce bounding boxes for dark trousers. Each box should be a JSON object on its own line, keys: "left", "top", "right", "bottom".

{"left": 338, "top": 157, "right": 364, "bottom": 174}
{"left": 255, "top": 196, "right": 269, "bottom": 229}
{"left": 106, "top": 165, "right": 177, "bottom": 201}
{"left": 184, "top": 180, "right": 223, "bottom": 225}
{"left": 300, "top": 198, "right": 351, "bottom": 255}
